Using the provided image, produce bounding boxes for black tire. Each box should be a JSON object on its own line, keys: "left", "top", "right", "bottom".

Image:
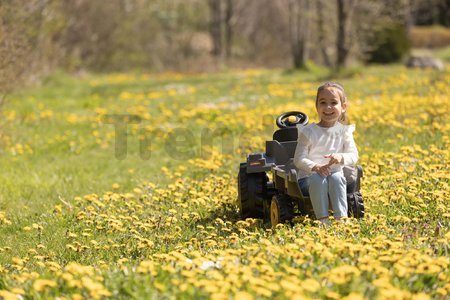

{"left": 270, "top": 194, "right": 294, "bottom": 227}
{"left": 347, "top": 166, "right": 364, "bottom": 218}
{"left": 237, "top": 163, "right": 268, "bottom": 219}
{"left": 347, "top": 191, "right": 365, "bottom": 218}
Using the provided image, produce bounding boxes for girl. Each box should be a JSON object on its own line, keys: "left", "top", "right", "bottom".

{"left": 294, "top": 82, "right": 358, "bottom": 224}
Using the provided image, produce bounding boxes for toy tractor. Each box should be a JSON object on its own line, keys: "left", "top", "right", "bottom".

{"left": 237, "top": 111, "right": 364, "bottom": 226}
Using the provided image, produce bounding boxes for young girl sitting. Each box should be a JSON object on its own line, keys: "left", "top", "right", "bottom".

{"left": 294, "top": 82, "right": 358, "bottom": 224}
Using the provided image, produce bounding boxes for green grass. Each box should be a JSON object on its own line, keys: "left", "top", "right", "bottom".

{"left": 0, "top": 60, "right": 448, "bottom": 298}
{"left": 0, "top": 63, "right": 447, "bottom": 224}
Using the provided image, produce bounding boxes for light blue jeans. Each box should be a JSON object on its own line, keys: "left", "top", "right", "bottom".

{"left": 298, "top": 171, "right": 347, "bottom": 219}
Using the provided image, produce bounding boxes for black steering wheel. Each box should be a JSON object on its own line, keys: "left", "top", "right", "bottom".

{"left": 276, "top": 111, "right": 309, "bottom": 128}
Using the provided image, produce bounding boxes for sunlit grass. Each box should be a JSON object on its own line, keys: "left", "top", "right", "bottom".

{"left": 0, "top": 64, "right": 449, "bottom": 299}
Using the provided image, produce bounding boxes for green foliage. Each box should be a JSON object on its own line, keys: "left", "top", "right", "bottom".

{"left": 367, "top": 22, "right": 411, "bottom": 64}
{"left": 434, "top": 45, "right": 450, "bottom": 63}
{"left": 326, "top": 65, "right": 364, "bottom": 80}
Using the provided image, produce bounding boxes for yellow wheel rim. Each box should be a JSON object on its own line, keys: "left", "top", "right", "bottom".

{"left": 270, "top": 198, "right": 280, "bottom": 227}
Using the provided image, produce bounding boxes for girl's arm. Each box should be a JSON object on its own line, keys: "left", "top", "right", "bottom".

{"left": 341, "top": 125, "right": 358, "bottom": 166}
{"left": 294, "top": 130, "right": 316, "bottom": 171}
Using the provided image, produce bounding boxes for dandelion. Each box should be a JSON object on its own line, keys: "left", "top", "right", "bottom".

{"left": 0, "top": 290, "right": 18, "bottom": 300}
{"left": 300, "top": 278, "right": 321, "bottom": 293}
{"left": 9, "top": 288, "right": 24, "bottom": 295}
{"left": 33, "top": 279, "right": 57, "bottom": 292}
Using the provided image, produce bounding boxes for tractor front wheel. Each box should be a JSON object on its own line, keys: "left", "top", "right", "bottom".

{"left": 270, "top": 195, "right": 294, "bottom": 227}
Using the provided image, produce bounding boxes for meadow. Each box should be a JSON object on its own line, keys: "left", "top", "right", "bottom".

{"left": 0, "top": 59, "right": 449, "bottom": 299}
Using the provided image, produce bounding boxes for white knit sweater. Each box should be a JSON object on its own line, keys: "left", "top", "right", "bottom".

{"left": 294, "top": 122, "right": 359, "bottom": 179}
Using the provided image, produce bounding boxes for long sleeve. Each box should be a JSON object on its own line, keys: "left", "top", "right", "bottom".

{"left": 294, "top": 127, "right": 316, "bottom": 172}
{"left": 339, "top": 125, "right": 358, "bottom": 166}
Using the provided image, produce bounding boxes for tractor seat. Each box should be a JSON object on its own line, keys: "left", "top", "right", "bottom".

{"left": 266, "top": 140, "right": 298, "bottom": 165}
{"left": 273, "top": 127, "right": 298, "bottom": 142}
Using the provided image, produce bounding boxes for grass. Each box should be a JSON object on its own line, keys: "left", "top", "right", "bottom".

{"left": 0, "top": 60, "right": 449, "bottom": 299}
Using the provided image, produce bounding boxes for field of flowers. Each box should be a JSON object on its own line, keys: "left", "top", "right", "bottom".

{"left": 0, "top": 63, "right": 449, "bottom": 299}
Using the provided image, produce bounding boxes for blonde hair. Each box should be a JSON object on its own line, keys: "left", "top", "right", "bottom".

{"left": 315, "top": 82, "right": 348, "bottom": 123}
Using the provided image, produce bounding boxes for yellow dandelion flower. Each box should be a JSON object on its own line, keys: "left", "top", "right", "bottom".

{"left": 411, "top": 292, "right": 430, "bottom": 300}
{"left": 343, "top": 292, "right": 365, "bottom": 300}
{"left": 416, "top": 263, "right": 441, "bottom": 274}
{"left": 300, "top": 278, "right": 321, "bottom": 293}
{"left": 234, "top": 291, "right": 254, "bottom": 300}
{"left": 0, "top": 290, "right": 18, "bottom": 300}
{"left": 33, "top": 279, "right": 57, "bottom": 292}
{"left": 10, "top": 288, "right": 24, "bottom": 295}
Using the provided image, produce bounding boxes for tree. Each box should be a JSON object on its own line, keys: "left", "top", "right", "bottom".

{"left": 315, "top": 0, "right": 332, "bottom": 67}
{"left": 0, "top": 0, "right": 45, "bottom": 104}
{"left": 208, "top": 0, "right": 234, "bottom": 61}
{"left": 336, "top": 0, "right": 358, "bottom": 68}
{"left": 224, "top": 0, "right": 233, "bottom": 59}
{"left": 287, "top": 0, "right": 310, "bottom": 68}
{"left": 209, "top": 0, "right": 222, "bottom": 57}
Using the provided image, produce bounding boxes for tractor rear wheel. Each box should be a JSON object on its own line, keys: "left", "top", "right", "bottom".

{"left": 347, "top": 191, "right": 365, "bottom": 218}
{"left": 238, "top": 163, "right": 269, "bottom": 219}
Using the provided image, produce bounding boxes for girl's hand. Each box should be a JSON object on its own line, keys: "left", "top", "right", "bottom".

{"left": 312, "top": 164, "right": 331, "bottom": 177}
{"left": 324, "top": 153, "right": 343, "bottom": 166}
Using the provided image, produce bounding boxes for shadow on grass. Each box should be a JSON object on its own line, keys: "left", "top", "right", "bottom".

{"left": 195, "top": 202, "right": 242, "bottom": 226}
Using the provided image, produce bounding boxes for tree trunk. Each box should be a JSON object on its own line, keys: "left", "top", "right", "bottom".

{"left": 315, "top": 0, "right": 331, "bottom": 67}
{"left": 288, "top": 0, "right": 309, "bottom": 69}
{"left": 224, "top": 0, "right": 233, "bottom": 60}
{"left": 209, "top": 0, "right": 222, "bottom": 57}
{"left": 336, "top": 0, "right": 357, "bottom": 68}
{"left": 403, "top": 0, "right": 414, "bottom": 35}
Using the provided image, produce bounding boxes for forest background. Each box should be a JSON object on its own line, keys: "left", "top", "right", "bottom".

{"left": 1, "top": 0, "right": 449, "bottom": 102}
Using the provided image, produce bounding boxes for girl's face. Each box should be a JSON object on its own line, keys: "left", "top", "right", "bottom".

{"left": 316, "top": 87, "right": 346, "bottom": 127}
